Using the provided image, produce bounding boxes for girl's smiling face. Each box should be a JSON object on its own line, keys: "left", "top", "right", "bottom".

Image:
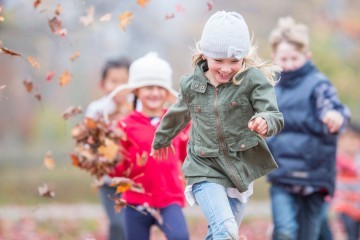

{"left": 136, "top": 86, "right": 168, "bottom": 115}
{"left": 205, "top": 57, "right": 243, "bottom": 87}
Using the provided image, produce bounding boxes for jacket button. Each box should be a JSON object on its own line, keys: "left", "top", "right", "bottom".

{"left": 240, "top": 144, "right": 246, "bottom": 149}
{"left": 196, "top": 107, "right": 201, "bottom": 112}
{"left": 231, "top": 101, "right": 237, "bottom": 107}
{"left": 200, "top": 151, "right": 205, "bottom": 156}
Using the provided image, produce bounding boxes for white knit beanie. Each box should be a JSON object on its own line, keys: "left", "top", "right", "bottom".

{"left": 199, "top": 11, "right": 250, "bottom": 60}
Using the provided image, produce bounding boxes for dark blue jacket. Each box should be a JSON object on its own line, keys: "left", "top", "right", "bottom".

{"left": 267, "top": 61, "right": 337, "bottom": 195}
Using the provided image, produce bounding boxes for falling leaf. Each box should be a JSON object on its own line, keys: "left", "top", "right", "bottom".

{"left": 45, "top": 71, "right": 56, "bottom": 81}
{"left": 38, "top": 183, "right": 55, "bottom": 197}
{"left": 136, "top": 0, "right": 150, "bottom": 8}
{"left": 62, "top": 105, "right": 82, "bottom": 120}
{"left": 48, "top": 17, "right": 67, "bottom": 36}
{"left": 207, "top": 1, "right": 214, "bottom": 11}
{"left": 70, "top": 51, "right": 80, "bottom": 61}
{"left": 59, "top": 70, "right": 71, "bottom": 86}
{"left": 44, "top": 150, "right": 55, "bottom": 170}
{"left": 0, "top": 85, "right": 6, "bottom": 90}
{"left": 70, "top": 153, "right": 80, "bottom": 166}
{"left": 109, "top": 196, "right": 127, "bottom": 213}
{"left": 118, "top": 11, "right": 133, "bottom": 31}
{"left": 175, "top": 4, "right": 185, "bottom": 13}
{"left": 34, "top": 93, "right": 42, "bottom": 101}
{"left": 55, "top": 4, "right": 62, "bottom": 16}
{"left": 80, "top": 6, "right": 95, "bottom": 27}
{"left": 23, "top": 79, "right": 33, "bottom": 93}
{"left": 136, "top": 151, "right": 148, "bottom": 166}
{"left": 165, "top": 13, "right": 175, "bottom": 20}
{"left": 34, "top": 0, "right": 42, "bottom": 9}
{"left": 98, "top": 138, "right": 119, "bottom": 161}
{"left": 99, "top": 13, "right": 112, "bottom": 22}
{"left": 27, "top": 56, "right": 40, "bottom": 70}
{"left": 0, "top": 47, "right": 21, "bottom": 57}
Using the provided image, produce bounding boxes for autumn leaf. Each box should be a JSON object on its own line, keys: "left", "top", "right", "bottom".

{"left": 48, "top": 17, "right": 67, "bottom": 36}
{"left": 33, "top": 0, "right": 42, "bottom": 9}
{"left": 137, "top": 0, "right": 150, "bottom": 8}
{"left": 84, "top": 117, "right": 97, "bottom": 129}
{"left": 23, "top": 79, "right": 33, "bottom": 93}
{"left": 99, "top": 13, "right": 112, "bottom": 22}
{"left": 38, "top": 183, "right": 55, "bottom": 198}
{"left": 165, "top": 13, "right": 175, "bottom": 20}
{"left": 175, "top": 4, "right": 185, "bottom": 13}
{"left": 110, "top": 177, "right": 145, "bottom": 194}
{"left": 27, "top": 56, "right": 40, "bottom": 70}
{"left": 59, "top": 70, "right": 71, "bottom": 86}
{"left": 98, "top": 138, "right": 119, "bottom": 161}
{"left": 119, "top": 11, "right": 133, "bottom": 31}
{"left": 136, "top": 151, "right": 148, "bottom": 166}
{"left": 34, "top": 93, "right": 42, "bottom": 101}
{"left": 45, "top": 71, "right": 55, "bottom": 81}
{"left": 80, "top": 6, "right": 95, "bottom": 27}
{"left": 70, "top": 51, "right": 80, "bottom": 61}
{"left": 70, "top": 153, "right": 80, "bottom": 166}
{"left": 62, "top": 105, "right": 82, "bottom": 120}
{"left": 55, "top": 4, "right": 62, "bottom": 16}
{"left": 44, "top": 150, "right": 55, "bottom": 170}
{"left": 109, "top": 196, "right": 127, "bottom": 213}
{"left": 0, "top": 47, "right": 21, "bottom": 57}
{"left": 0, "top": 85, "right": 6, "bottom": 90}
{"left": 207, "top": 1, "right": 214, "bottom": 11}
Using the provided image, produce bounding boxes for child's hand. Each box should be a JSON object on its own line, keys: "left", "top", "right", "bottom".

{"left": 322, "top": 110, "right": 344, "bottom": 133}
{"left": 248, "top": 117, "right": 268, "bottom": 136}
{"left": 150, "top": 145, "right": 175, "bottom": 161}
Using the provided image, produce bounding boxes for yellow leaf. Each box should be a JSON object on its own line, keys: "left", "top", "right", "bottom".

{"left": 44, "top": 150, "right": 55, "bottom": 170}
{"left": 136, "top": 0, "right": 150, "bottom": 8}
{"left": 116, "top": 182, "right": 132, "bottom": 193}
{"left": 27, "top": 56, "right": 40, "bottom": 70}
{"left": 59, "top": 70, "right": 71, "bottom": 86}
{"left": 98, "top": 138, "right": 119, "bottom": 161}
{"left": 118, "top": 12, "right": 133, "bottom": 31}
{"left": 70, "top": 51, "right": 80, "bottom": 61}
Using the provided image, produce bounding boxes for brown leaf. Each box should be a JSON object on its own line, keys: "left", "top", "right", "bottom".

{"left": 48, "top": 17, "right": 67, "bottom": 36}
{"left": 165, "top": 13, "right": 175, "bottom": 20}
{"left": 34, "top": 0, "right": 42, "bottom": 9}
{"left": 0, "top": 85, "right": 6, "bottom": 90}
{"left": 59, "top": 70, "right": 71, "bottom": 86}
{"left": 62, "top": 105, "right": 82, "bottom": 120}
{"left": 84, "top": 117, "right": 97, "bottom": 129}
{"left": 80, "top": 6, "right": 95, "bottom": 27}
{"left": 0, "top": 47, "right": 21, "bottom": 57}
{"left": 44, "top": 150, "right": 55, "bottom": 170}
{"left": 55, "top": 4, "right": 62, "bottom": 16}
{"left": 27, "top": 56, "right": 40, "bottom": 70}
{"left": 99, "top": 13, "right": 112, "bottom": 22}
{"left": 70, "top": 154, "right": 80, "bottom": 167}
{"left": 34, "top": 93, "right": 42, "bottom": 101}
{"left": 23, "top": 79, "right": 33, "bottom": 93}
{"left": 70, "top": 51, "right": 80, "bottom": 61}
{"left": 136, "top": 0, "right": 150, "bottom": 8}
{"left": 45, "top": 71, "right": 56, "bottom": 82}
{"left": 119, "top": 12, "right": 133, "bottom": 31}
{"left": 38, "top": 183, "right": 55, "bottom": 198}
{"left": 98, "top": 138, "right": 119, "bottom": 161}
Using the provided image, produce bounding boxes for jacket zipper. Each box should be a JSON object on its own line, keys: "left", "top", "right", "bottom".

{"left": 214, "top": 87, "right": 243, "bottom": 191}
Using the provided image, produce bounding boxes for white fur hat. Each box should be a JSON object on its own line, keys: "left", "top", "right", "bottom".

{"left": 199, "top": 11, "right": 250, "bottom": 60}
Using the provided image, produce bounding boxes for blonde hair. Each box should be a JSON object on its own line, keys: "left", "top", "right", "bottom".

{"left": 269, "top": 16, "right": 309, "bottom": 53}
{"left": 192, "top": 38, "right": 281, "bottom": 86}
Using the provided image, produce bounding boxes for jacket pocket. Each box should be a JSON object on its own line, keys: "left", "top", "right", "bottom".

{"left": 228, "top": 134, "right": 259, "bottom": 152}
{"left": 193, "top": 145, "right": 219, "bottom": 157}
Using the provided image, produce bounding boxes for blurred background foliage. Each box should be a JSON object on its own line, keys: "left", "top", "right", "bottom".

{"left": 0, "top": 0, "right": 359, "bottom": 205}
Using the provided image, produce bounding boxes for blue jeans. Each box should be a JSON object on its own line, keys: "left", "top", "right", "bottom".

{"left": 270, "top": 185, "right": 325, "bottom": 240}
{"left": 192, "top": 181, "right": 247, "bottom": 240}
{"left": 318, "top": 202, "right": 333, "bottom": 240}
{"left": 122, "top": 204, "right": 189, "bottom": 240}
{"left": 99, "top": 185, "right": 125, "bottom": 240}
{"left": 339, "top": 213, "right": 360, "bottom": 240}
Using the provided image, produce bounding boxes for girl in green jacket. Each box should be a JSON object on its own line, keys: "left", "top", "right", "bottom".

{"left": 152, "top": 11, "right": 284, "bottom": 239}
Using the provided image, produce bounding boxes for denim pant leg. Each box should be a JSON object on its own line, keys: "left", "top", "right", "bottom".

{"left": 193, "top": 181, "right": 245, "bottom": 240}
{"left": 157, "top": 204, "right": 189, "bottom": 240}
{"left": 340, "top": 213, "right": 360, "bottom": 240}
{"left": 318, "top": 202, "right": 333, "bottom": 240}
{"left": 298, "top": 192, "right": 325, "bottom": 240}
{"left": 99, "top": 185, "right": 125, "bottom": 240}
{"left": 121, "top": 206, "right": 154, "bottom": 240}
{"left": 270, "top": 185, "right": 299, "bottom": 240}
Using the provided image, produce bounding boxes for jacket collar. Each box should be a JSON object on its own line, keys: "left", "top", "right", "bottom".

{"left": 279, "top": 61, "right": 316, "bottom": 87}
{"left": 191, "top": 60, "right": 209, "bottom": 93}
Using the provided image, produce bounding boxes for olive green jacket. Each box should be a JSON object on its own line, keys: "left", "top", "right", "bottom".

{"left": 153, "top": 60, "right": 284, "bottom": 192}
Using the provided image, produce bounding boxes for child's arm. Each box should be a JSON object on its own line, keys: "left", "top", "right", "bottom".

{"left": 313, "top": 82, "right": 351, "bottom": 134}
{"left": 152, "top": 77, "right": 191, "bottom": 156}
{"left": 248, "top": 69, "right": 284, "bottom": 137}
